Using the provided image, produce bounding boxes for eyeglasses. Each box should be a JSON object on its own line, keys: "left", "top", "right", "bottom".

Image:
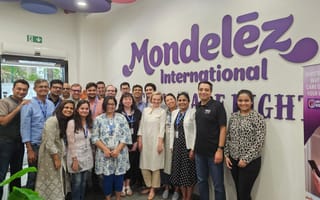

{"left": 63, "top": 88, "right": 70, "bottom": 91}
{"left": 37, "top": 85, "right": 49, "bottom": 89}
{"left": 71, "top": 89, "right": 81, "bottom": 93}
{"left": 52, "top": 86, "right": 62, "bottom": 90}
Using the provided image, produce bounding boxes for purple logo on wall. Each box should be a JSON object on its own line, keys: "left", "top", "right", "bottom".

{"left": 122, "top": 12, "right": 318, "bottom": 77}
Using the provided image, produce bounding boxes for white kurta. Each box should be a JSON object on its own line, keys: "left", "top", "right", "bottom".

{"left": 138, "top": 107, "right": 166, "bottom": 171}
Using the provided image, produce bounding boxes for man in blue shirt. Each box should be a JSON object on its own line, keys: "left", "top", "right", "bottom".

{"left": 0, "top": 79, "right": 29, "bottom": 199}
{"left": 21, "top": 79, "right": 55, "bottom": 190}
{"left": 132, "top": 84, "right": 146, "bottom": 112}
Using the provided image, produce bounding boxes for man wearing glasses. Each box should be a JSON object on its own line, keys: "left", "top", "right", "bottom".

{"left": 70, "top": 83, "right": 82, "bottom": 107}
{"left": 21, "top": 79, "right": 55, "bottom": 190}
{"left": 62, "top": 82, "right": 71, "bottom": 100}
{"left": 105, "top": 85, "right": 117, "bottom": 97}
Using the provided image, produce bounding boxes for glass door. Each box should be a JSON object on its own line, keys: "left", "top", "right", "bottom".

{"left": 0, "top": 54, "right": 68, "bottom": 99}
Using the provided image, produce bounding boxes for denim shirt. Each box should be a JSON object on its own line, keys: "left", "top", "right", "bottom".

{"left": 20, "top": 97, "right": 55, "bottom": 145}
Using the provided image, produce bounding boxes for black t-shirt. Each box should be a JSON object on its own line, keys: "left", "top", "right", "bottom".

{"left": 116, "top": 108, "right": 142, "bottom": 148}
{"left": 194, "top": 98, "right": 227, "bottom": 157}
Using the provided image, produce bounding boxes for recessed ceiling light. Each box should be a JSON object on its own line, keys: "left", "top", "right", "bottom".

{"left": 77, "top": 1, "right": 87, "bottom": 7}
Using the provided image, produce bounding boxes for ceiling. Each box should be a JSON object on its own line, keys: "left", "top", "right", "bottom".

{"left": 0, "top": 0, "right": 136, "bottom": 14}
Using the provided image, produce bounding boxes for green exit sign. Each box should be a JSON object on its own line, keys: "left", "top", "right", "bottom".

{"left": 27, "top": 35, "right": 43, "bottom": 44}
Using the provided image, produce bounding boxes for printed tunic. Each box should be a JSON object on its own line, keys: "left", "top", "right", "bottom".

{"left": 35, "top": 116, "right": 69, "bottom": 200}
{"left": 91, "top": 113, "right": 132, "bottom": 176}
{"left": 66, "top": 119, "right": 93, "bottom": 173}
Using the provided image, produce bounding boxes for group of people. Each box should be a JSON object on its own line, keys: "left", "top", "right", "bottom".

{"left": 0, "top": 78, "right": 266, "bottom": 200}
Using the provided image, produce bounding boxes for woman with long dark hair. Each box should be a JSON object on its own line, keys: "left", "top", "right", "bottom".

{"left": 35, "top": 100, "right": 75, "bottom": 200}
{"left": 225, "top": 89, "right": 266, "bottom": 200}
{"left": 66, "top": 100, "right": 94, "bottom": 200}
{"left": 116, "top": 92, "right": 142, "bottom": 196}
{"left": 169, "top": 92, "right": 197, "bottom": 200}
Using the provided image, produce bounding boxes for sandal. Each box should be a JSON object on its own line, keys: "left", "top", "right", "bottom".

{"left": 147, "top": 191, "right": 155, "bottom": 200}
{"left": 126, "top": 186, "right": 133, "bottom": 196}
{"left": 140, "top": 188, "right": 150, "bottom": 194}
{"left": 120, "top": 186, "right": 126, "bottom": 197}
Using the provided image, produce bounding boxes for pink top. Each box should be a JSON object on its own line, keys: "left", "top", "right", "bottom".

{"left": 89, "top": 97, "right": 104, "bottom": 119}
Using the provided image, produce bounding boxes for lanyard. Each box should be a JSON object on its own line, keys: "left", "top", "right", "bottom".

{"left": 124, "top": 111, "right": 135, "bottom": 124}
{"left": 107, "top": 117, "right": 115, "bottom": 136}
{"left": 175, "top": 111, "right": 185, "bottom": 127}
{"left": 37, "top": 98, "right": 47, "bottom": 119}
{"left": 54, "top": 98, "right": 61, "bottom": 109}
{"left": 83, "top": 124, "right": 88, "bottom": 138}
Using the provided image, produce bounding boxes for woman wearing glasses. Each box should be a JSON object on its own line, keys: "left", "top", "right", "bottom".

{"left": 91, "top": 96, "right": 132, "bottom": 200}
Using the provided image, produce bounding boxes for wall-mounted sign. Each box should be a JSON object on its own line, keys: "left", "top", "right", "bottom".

{"left": 27, "top": 35, "right": 43, "bottom": 44}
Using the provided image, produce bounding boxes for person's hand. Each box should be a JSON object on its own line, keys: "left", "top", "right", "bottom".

{"left": 214, "top": 149, "right": 223, "bottom": 164}
{"left": 157, "top": 141, "right": 164, "bottom": 154}
{"left": 131, "top": 142, "right": 138, "bottom": 152}
{"left": 27, "top": 149, "right": 37, "bottom": 164}
{"left": 189, "top": 150, "right": 195, "bottom": 160}
{"left": 312, "top": 170, "right": 320, "bottom": 194}
{"left": 138, "top": 137, "right": 142, "bottom": 152}
{"left": 238, "top": 159, "right": 247, "bottom": 168}
{"left": 103, "top": 148, "right": 111, "bottom": 158}
{"left": 21, "top": 99, "right": 31, "bottom": 106}
{"left": 111, "top": 148, "right": 120, "bottom": 158}
{"left": 225, "top": 157, "right": 232, "bottom": 169}
{"left": 72, "top": 159, "right": 79, "bottom": 171}
{"left": 54, "top": 158, "right": 61, "bottom": 170}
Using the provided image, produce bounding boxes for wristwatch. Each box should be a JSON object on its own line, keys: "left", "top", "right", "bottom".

{"left": 218, "top": 146, "right": 224, "bottom": 150}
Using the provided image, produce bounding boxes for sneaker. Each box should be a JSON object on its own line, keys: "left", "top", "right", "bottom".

{"left": 126, "top": 186, "right": 133, "bottom": 196}
{"left": 171, "top": 191, "right": 179, "bottom": 200}
{"left": 162, "top": 189, "right": 169, "bottom": 199}
{"left": 121, "top": 186, "right": 126, "bottom": 197}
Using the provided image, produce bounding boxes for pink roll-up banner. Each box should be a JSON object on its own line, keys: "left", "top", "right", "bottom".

{"left": 304, "top": 64, "right": 320, "bottom": 200}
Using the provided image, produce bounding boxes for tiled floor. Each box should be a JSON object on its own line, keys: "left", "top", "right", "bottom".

{"left": 86, "top": 187, "right": 200, "bottom": 200}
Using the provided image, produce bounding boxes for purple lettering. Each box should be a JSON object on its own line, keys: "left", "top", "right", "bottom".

{"left": 258, "top": 94, "right": 272, "bottom": 118}
{"left": 234, "top": 12, "right": 260, "bottom": 56}
{"left": 149, "top": 45, "right": 163, "bottom": 67}
{"left": 274, "top": 94, "right": 295, "bottom": 120}
{"left": 180, "top": 24, "right": 200, "bottom": 63}
{"left": 260, "top": 15, "right": 292, "bottom": 52}
{"left": 163, "top": 42, "right": 180, "bottom": 65}
{"left": 200, "top": 33, "right": 220, "bottom": 60}
{"left": 221, "top": 15, "right": 233, "bottom": 58}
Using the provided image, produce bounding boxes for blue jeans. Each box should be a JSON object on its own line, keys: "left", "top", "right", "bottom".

{"left": 0, "top": 139, "right": 24, "bottom": 199}
{"left": 71, "top": 171, "right": 89, "bottom": 200}
{"left": 195, "top": 153, "right": 226, "bottom": 200}
{"left": 26, "top": 144, "right": 40, "bottom": 190}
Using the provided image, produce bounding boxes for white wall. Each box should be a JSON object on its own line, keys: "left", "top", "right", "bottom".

{"left": 0, "top": 2, "right": 79, "bottom": 83}
{"left": 91, "top": 0, "right": 320, "bottom": 199}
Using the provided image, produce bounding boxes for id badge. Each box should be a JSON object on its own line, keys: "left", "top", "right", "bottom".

{"left": 175, "top": 131, "right": 179, "bottom": 138}
{"left": 130, "top": 128, "right": 134, "bottom": 135}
